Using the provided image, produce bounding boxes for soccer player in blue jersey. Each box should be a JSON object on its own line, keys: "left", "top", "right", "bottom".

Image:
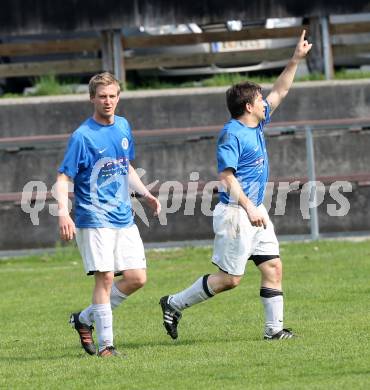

{"left": 160, "top": 31, "right": 312, "bottom": 340}
{"left": 57, "top": 72, "right": 161, "bottom": 357}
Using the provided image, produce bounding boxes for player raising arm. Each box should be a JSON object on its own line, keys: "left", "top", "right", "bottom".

{"left": 159, "top": 31, "right": 312, "bottom": 341}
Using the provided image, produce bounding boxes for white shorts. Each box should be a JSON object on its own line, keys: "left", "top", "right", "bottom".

{"left": 76, "top": 224, "right": 146, "bottom": 275}
{"left": 212, "top": 202, "right": 279, "bottom": 276}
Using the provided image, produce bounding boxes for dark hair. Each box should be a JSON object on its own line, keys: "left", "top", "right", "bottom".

{"left": 226, "top": 81, "right": 262, "bottom": 119}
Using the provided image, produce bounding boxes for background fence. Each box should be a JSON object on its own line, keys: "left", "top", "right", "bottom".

{"left": 1, "top": 16, "right": 370, "bottom": 85}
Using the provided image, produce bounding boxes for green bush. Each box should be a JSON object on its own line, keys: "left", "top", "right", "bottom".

{"left": 1, "top": 68, "right": 370, "bottom": 98}
{"left": 29, "top": 74, "right": 74, "bottom": 96}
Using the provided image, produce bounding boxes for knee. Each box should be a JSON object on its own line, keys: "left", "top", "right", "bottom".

{"left": 273, "top": 261, "right": 282, "bottom": 282}
{"left": 96, "top": 272, "right": 114, "bottom": 290}
{"left": 127, "top": 274, "right": 147, "bottom": 290}
{"left": 222, "top": 275, "right": 242, "bottom": 290}
{"left": 263, "top": 259, "right": 282, "bottom": 284}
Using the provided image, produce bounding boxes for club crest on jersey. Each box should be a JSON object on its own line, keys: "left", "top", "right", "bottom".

{"left": 121, "top": 137, "right": 129, "bottom": 150}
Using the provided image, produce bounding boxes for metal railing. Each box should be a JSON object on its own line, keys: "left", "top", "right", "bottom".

{"left": 1, "top": 117, "right": 370, "bottom": 240}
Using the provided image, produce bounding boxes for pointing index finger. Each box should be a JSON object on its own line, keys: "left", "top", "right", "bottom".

{"left": 300, "top": 29, "right": 306, "bottom": 42}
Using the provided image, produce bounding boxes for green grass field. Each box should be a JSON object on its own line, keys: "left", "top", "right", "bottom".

{"left": 0, "top": 240, "right": 369, "bottom": 389}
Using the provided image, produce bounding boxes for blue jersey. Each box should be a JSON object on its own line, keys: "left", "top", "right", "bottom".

{"left": 217, "top": 100, "right": 271, "bottom": 206}
{"left": 58, "top": 115, "right": 135, "bottom": 228}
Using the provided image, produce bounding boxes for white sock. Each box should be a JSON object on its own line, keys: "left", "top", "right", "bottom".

{"left": 260, "top": 287, "right": 284, "bottom": 335}
{"left": 79, "top": 306, "right": 94, "bottom": 327}
{"left": 93, "top": 303, "right": 113, "bottom": 351}
{"left": 169, "top": 274, "right": 215, "bottom": 311}
{"left": 78, "top": 283, "right": 128, "bottom": 326}
{"left": 110, "top": 282, "right": 128, "bottom": 310}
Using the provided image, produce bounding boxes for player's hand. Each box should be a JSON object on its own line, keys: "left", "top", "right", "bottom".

{"left": 144, "top": 193, "right": 161, "bottom": 216}
{"left": 293, "top": 29, "right": 313, "bottom": 61}
{"left": 245, "top": 204, "right": 268, "bottom": 229}
{"left": 59, "top": 214, "right": 76, "bottom": 241}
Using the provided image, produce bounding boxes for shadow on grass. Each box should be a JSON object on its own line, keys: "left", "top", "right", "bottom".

{"left": 0, "top": 350, "right": 92, "bottom": 362}
{"left": 0, "top": 334, "right": 300, "bottom": 363}
{"left": 118, "top": 333, "right": 267, "bottom": 350}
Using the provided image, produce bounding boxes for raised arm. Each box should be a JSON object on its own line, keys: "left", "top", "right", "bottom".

{"left": 266, "top": 30, "right": 313, "bottom": 114}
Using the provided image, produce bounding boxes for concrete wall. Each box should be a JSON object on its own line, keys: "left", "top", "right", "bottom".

{"left": 1, "top": 183, "right": 369, "bottom": 250}
{"left": 1, "top": 80, "right": 370, "bottom": 137}
{"left": 1, "top": 80, "right": 370, "bottom": 249}
{"left": 1, "top": 124, "right": 369, "bottom": 193}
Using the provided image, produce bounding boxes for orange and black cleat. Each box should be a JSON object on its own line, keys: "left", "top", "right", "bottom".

{"left": 98, "top": 346, "right": 120, "bottom": 357}
{"left": 69, "top": 312, "right": 96, "bottom": 355}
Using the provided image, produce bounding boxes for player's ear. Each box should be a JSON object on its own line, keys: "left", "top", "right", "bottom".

{"left": 245, "top": 102, "right": 253, "bottom": 113}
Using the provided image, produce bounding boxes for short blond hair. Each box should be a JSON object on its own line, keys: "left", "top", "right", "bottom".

{"left": 89, "top": 72, "right": 121, "bottom": 98}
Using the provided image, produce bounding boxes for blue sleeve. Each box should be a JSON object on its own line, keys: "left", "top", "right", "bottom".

{"left": 217, "top": 132, "right": 240, "bottom": 173}
{"left": 58, "top": 132, "right": 88, "bottom": 179}
{"left": 261, "top": 99, "right": 271, "bottom": 127}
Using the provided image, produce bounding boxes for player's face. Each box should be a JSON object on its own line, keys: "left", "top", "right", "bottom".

{"left": 91, "top": 84, "right": 120, "bottom": 122}
{"left": 251, "top": 92, "right": 266, "bottom": 122}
